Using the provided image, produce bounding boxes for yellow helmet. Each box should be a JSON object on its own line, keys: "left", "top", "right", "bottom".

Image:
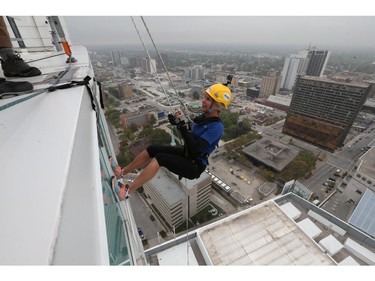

{"left": 205, "top": 84, "right": 233, "bottom": 109}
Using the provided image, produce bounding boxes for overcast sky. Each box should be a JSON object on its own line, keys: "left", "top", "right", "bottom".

{"left": 63, "top": 16, "right": 375, "bottom": 50}
{"left": 5, "top": 0, "right": 375, "bottom": 50}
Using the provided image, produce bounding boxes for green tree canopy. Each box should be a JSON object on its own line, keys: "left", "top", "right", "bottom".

{"left": 150, "top": 128, "right": 172, "bottom": 145}
{"left": 149, "top": 114, "right": 157, "bottom": 126}
{"left": 108, "top": 87, "right": 121, "bottom": 99}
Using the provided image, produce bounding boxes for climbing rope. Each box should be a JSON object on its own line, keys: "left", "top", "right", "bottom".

{"left": 130, "top": 16, "right": 174, "bottom": 113}
{"left": 132, "top": 16, "right": 193, "bottom": 264}
{"left": 131, "top": 16, "right": 184, "bottom": 146}
{"left": 139, "top": 16, "right": 191, "bottom": 118}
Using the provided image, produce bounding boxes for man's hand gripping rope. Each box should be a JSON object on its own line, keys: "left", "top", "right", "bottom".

{"left": 168, "top": 109, "right": 190, "bottom": 130}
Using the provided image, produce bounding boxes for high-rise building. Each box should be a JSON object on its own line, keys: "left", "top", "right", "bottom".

{"left": 143, "top": 168, "right": 212, "bottom": 228}
{"left": 119, "top": 82, "right": 133, "bottom": 99}
{"left": 141, "top": 58, "right": 157, "bottom": 74}
{"left": 282, "top": 76, "right": 373, "bottom": 151}
{"left": 120, "top": 112, "right": 152, "bottom": 129}
{"left": 281, "top": 48, "right": 330, "bottom": 90}
{"left": 110, "top": 50, "right": 126, "bottom": 66}
{"left": 192, "top": 65, "right": 204, "bottom": 81}
{"left": 128, "top": 57, "right": 140, "bottom": 68}
{"left": 259, "top": 72, "right": 282, "bottom": 98}
{"left": 280, "top": 52, "right": 309, "bottom": 90}
{"left": 305, "top": 49, "right": 330, "bottom": 77}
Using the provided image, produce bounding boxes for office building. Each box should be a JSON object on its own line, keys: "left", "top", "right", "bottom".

{"left": 283, "top": 76, "right": 373, "bottom": 151}
{"left": 192, "top": 65, "right": 204, "bottom": 81}
{"left": 259, "top": 72, "right": 282, "bottom": 98}
{"left": 110, "top": 50, "right": 126, "bottom": 66}
{"left": 121, "top": 112, "right": 152, "bottom": 129}
{"left": 305, "top": 49, "right": 330, "bottom": 77}
{"left": 119, "top": 82, "right": 133, "bottom": 99}
{"left": 143, "top": 168, "right": 212, "bottom": 228}
{"left": 142, "top": 58, "right": 157, "bottom": 74}
{"left": 281, "top": 48, "right": 330, "bottom": 90}
{"left": 280, "top": 52, "right": 309, "bottom": 90}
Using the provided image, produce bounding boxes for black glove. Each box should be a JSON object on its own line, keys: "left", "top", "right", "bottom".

{"left": 168, "top": 114, "right": 181, "bottom": 125}
{"left": 176, "top": 119, "right": 186, "bottom": 130}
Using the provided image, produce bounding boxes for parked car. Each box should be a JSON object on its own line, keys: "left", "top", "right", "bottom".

{"left": 137, "top": 227, "right": 144, "bottom": 239}
{"left": 150, "top": 215, "right": 155, "bottom": 221}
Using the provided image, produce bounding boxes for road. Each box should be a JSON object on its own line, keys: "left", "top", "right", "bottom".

{"left": 299, "top": 124, "right": 375, "bottom": 201}
{"left": 128, "top": 192, "right": 165, "bottom": 248}
{"left": 256, "top": 118, "right": 375, "bottom": 202}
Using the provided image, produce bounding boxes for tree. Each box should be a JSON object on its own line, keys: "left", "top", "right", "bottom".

{"left": 150, "top": 128, "right": 171, "bottom": 145}
{"left": 278, "top": 150, "right": 317, "bottom": 182}
{"left": 108, "top": 87, "right": 121, "bottom": 99}
{"left": 149, "top": 114, "right": 157, "bottom": 126}
{"left": 105, "top": 108, "right": 121, "bottom": 127}
{"left": 128, "top": 123, "right": 138, "bottom": 133}
{"left": 239, "top": 117, "right": 252, "bottom": 131}
{"left": 139, "top": 126, "right": 153, "bottom": 139}
{"left": 116, "top": 149, "right": 134, "bottom": 167}
{"left": 221, "top": 110, "right": 240, "bottom": 127}
{"left": 105, "top": 96, "right": 120, "bottom": 108}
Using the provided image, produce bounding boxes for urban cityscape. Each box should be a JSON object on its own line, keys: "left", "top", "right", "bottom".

{"left": 88, "top": 41, "right": 375, "bottom": 264}
{"left": 1, "top": 15, "right": 375, "bottom": 269}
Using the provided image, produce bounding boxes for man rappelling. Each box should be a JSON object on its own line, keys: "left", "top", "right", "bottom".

{"left": 112, "top": 78, "right": 233, "bottom": 200}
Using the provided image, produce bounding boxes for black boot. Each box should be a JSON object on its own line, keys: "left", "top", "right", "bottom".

{"left": 0, "top": 77, "right": 33, "bottom": 98}
{"left": 1, "top": 54, "right": 41, "bottom": 77}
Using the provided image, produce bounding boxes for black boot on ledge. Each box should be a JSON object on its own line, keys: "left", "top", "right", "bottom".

{"left": 0, "top": 77, "right": 33, "bottom": 98}
{"left": 1, "top": 54, "right": 41, "bottom": 77}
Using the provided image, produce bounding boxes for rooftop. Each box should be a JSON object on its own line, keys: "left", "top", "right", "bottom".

{"left": 145, "top": 193, "right": 375, "bottom": 265}
{"left": 198, "top": 201, "right": 335, "bottom": 265}
{"left": 242, "top": 136, "right": 300, "bottom": 172}
{"left": 301, "top": 75, "right": 371, "bottom": 88}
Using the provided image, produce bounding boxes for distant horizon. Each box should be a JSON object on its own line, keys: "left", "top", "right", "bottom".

{"left": 84, "top": 42, "right": 375, "bottom": 55}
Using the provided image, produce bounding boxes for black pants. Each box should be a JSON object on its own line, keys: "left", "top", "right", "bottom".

{"left": 147, "top": 145, "right": 206, "bottom": 180}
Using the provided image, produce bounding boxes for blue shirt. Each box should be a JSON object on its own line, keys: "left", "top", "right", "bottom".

{"left": 191, "top": 120, "right": 224, "bottom": 166}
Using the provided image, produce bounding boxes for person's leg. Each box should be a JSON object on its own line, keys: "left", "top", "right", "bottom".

{"left": 123, "top": 152, "right": 205, "bottom": 198}
{"left": 126, "top": 158, "right": 160, "bottom": 195}
{"left": 0, "top": 17, "right": 35, "bottom": 96}
{"left": 119, "top": 146, "right": 184, "bottom": 199}
{"left": 0, "top": 16, "right": 13, "bottom": 49}
{"left": 121, "top": 149, "right": 151, "bottom": 175}
{"left": 121, "top": 145, "right": 184, "bottom": 176}
{"left": 0, "top": 17, "right": 41, "bottom": 78}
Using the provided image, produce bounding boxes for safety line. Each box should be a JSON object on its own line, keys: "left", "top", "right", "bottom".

{"left": 130, "top": 16, "right": 174, "bottom": 113}
{"left": 132, "top": 16, "right": 193, "bottom": 264}
{"left": 0, "top": 68, "right": 70, "bottom": 112}
{"left": 27, "top": 52, "right": 66, "bottom": 63}
{"left": 140, "top": 16, "right": 190, "bottom": 116}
